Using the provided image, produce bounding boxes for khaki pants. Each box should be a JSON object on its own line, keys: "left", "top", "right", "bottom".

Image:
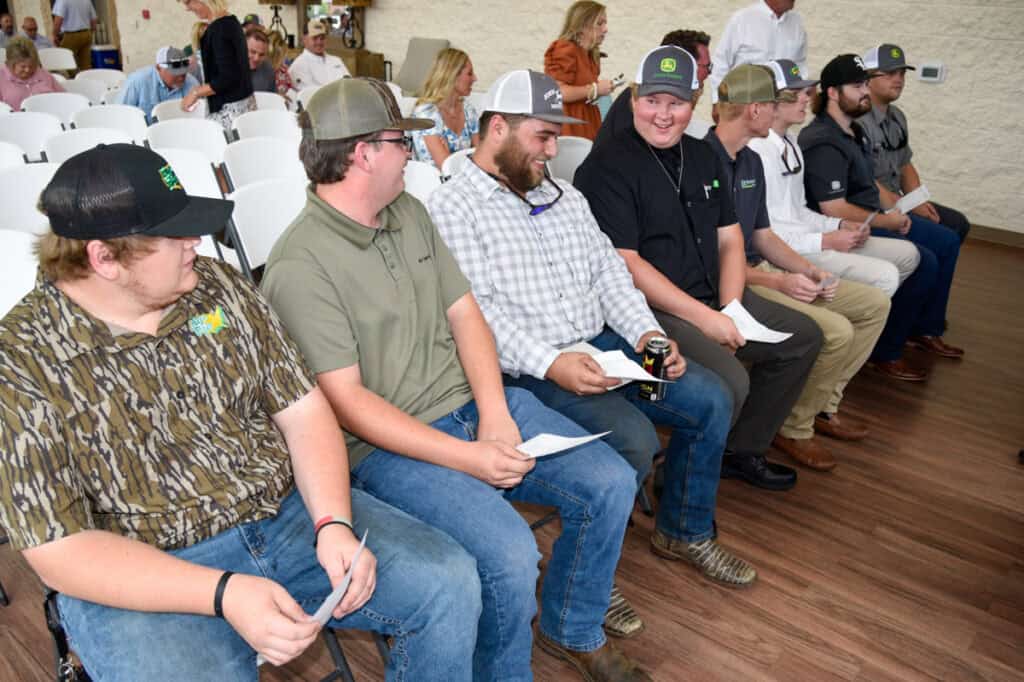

{"left": 750, "top": 262, "right": 891, "bottom": 439}
{"left": 60, "top": 30, "right": 93, "bottom": 72}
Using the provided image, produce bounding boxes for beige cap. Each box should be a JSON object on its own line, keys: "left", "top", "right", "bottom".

{"left": 306, "top": 18, "right": 328, "bottom": 37}
{"left": 718, "top": 64, "right": 779, "bottom": 104}
{"left": 305, "top": 77, "right": 433, "bottom": 141}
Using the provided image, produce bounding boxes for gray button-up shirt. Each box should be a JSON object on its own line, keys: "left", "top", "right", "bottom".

{"left": 857, "top": 103, "right": 913, "bottom": 194}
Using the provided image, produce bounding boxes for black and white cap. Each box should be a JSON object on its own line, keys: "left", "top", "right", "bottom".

{"left": 862, "top": 44, "right": 916, "bottom": 72}
{"left": 635, "top": 45, "right": 699, "bottom": 101}
{"left": 483, "top": 69, "right": 584, "bottom": 125}
{"left": 762, "top": 59, "right": 819, "bottom": 90}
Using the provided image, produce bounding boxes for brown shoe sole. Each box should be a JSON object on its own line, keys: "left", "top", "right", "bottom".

{"left": 649, "top": 539, "right": 756, "bottom": 589}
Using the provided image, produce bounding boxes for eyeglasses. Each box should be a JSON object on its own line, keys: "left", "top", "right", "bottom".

{"left": 366, "top": 136, "right": 413, "bottom": 152}
{"left": 879, "top": 117, "right": 907, "bottom": 151}
{"left": 780, "top": 135, "right": 802, "bottom": 176}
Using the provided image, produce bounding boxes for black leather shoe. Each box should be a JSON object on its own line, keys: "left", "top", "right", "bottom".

{"left": 721, "top": 452, "right": 797, "bottom": 491}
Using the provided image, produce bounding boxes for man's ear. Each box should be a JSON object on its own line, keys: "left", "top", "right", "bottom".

{"left": 86, "top": 240, "right": 122, "bottom": 281}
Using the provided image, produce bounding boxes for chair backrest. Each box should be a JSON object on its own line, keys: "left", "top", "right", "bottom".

{"left": 100, "top": 85, "right": 122, "bottom": 105}
{"left": 0, "top": 140, "right": 26, "bottom": 170}
{"left": 146, "top": 118, "right": 228, "bottom": 164}
{"left": 222, "top": 136, "right": 305, "bottom": 191}
{"left": 229, "top": 177, "right": 308, "bottom": 270}
{"left": 0, "top": 230, "right": 39, "bottom": 318}
{"left": 43, "top": 127, "right": 133, "bottom": 165}
{"left": 21, "top": 92, "right": 91, "bottom": 126}
{"left": 37, "top": 47, "right": 76, "bottom": 72}
{"left": 151, "top": 97, "right": 208, "bottom": 122}
{"left": 153, "top": 146, "right": 223, "bottom": 199}
{"left": 0, "top": 163, "right": 60, "bottom": 235}
{"left": 385, "top": 81, "right": 402, "bottom": 102}
{"left": 394, "top": 37, "right": 449, "bottom": 96}
{"left": 253, "top": 91, "right": 288, "bottom": 111}
{"left": 465, "top": 90, "right": 488, "bottom": 115}
{"left": 72, "top": 104, "right": 148, "bottom": 143}
{"left": 441, "top": 147, "right": 474, "bottom": 180}
{"left": 61, "top": 77, "right": 108, "bottom": 105}
{"left": 231, "top": 109, "right": 299, "bottom": 142}
{"left": 0, "top": 101, "right": 12, "bottom": 114}
{"left": 398, "top": 96, "right": 417, "bottom": 117}
{"left": 548, "top": 135, "right": 593, "bottom": 182}
{"left": 49, "top": 71, "right": 67, "bottom": 84}
{"left": 0, "top": 111, "right": 63, "bottom": 161}
{"left": 403, "top": 160, "right": 442, "bottom": 203}
{"left": 295, "top": 85, "right": 321, "bottom": 112}
{"left": 75, "top": 68, "right": 127, "bottom": 90}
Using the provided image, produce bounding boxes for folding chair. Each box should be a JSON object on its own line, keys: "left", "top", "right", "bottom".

{"left": 75, "top": 68, "right": 127, "bottom": 90}
{"left": 440, "top": 147, "right": 474, "bottom": 181}
{"left": 253, "top": 91, "right": 288, "bottom": 111}
{"left": 100, "top": 86, "right": 122, "bottom": 105}
{"left": 231, "top": 109, "right": 300, "bottom": 142}
{"left": 403, "top": 160, "right": 442, "bottom": 203}
{"left": 548, "top": 135, "right": 593, "bottom": 182}
{"left": 0, "top": 101, "right": 12, "bottom": 113}
{"left": 146, "top": 118, "right": 229, "bottom": 165}
{"left": 42, "top": 127, "right": 133, "bottom": 165}
{"left": 21, "top": 92, "right": 91, "bottom": 127}
{"left": 151, "top": 97, "right": 208, "bottom": 122}
{"left": 398, "top": 96, "right": 417, "bottom": 117}
{"left": 394, "top": 38, "right": 449, "bottom": 96}
{"left": 60, "top": 78, "right": 108, "bottom": 105}
{"left": 37, "top": 47, "right": 76, "bottom": 72}
{"left": 72, "top": 104, "right": 148, "bottom": 144}
{"left": 221, "top": 136, "right": 305, "bottom": 192}
{"left": 296, "top": 85, "right": 322, "bottom": 112}
{"left": 0, "top": 111, "right": 62, "bottom": 161}
{"left": 0, "top": 140, "right": 26, "bottom": 170}
{"left": 465, "top": 91, "right": 488, "bottom": 116}
{"left": 0, "top": 164, "right": 59, "bottom": 235}
{"left": 228, "top": 176, "right": 308, "bottom": 276}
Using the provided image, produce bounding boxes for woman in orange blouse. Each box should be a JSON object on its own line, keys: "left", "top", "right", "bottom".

{"left": 543, "top": 1, "right": 613, "bottom": 140}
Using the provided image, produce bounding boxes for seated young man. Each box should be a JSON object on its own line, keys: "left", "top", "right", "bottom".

{"left": 0, "top": 145, "right": 480, "bottom": 681}
{"left": 261, "top": 78, "right": 648, "bottom": 682}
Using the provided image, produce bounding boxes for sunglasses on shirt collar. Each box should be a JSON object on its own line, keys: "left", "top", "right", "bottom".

{"left": 488, "top": 167, "right": 564, "bottom": 216}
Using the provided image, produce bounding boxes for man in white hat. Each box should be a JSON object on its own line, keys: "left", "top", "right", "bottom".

{"left": 288, "top": 18, "right": 350, "bottom": 91}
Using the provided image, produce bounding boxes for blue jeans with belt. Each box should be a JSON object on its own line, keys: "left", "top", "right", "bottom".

{"left": 58, "top": 488, "right": 481, "bottom": 682}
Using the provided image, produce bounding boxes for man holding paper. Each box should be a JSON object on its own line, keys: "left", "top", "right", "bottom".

{"left": 709, "top": 64, "right": 890, "bottom": 471}
{"left": 261, "top": 78, "right": 647, "bottom": 682}
{"left": 429, "top": 69, "right": 757, "bottom": 599}
{"left": 577, "top": 46, "right": 822, "bottom": 492}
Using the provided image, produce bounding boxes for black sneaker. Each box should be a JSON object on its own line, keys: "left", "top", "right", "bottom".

{"left": 721, "top": 452, "right": 797, "bottom": 491}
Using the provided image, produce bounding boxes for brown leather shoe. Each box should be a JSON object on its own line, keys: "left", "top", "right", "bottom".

{"left": 907, "top": 335, "right": 964, "bottom": 358}
{"left": 814, "top": 412, "right": 869, "bottom": 441}
{"left": 536, "top": 632, "right": 652, "bottom": 681}
{"left": 772, "top": 435, "right": 836, "bottom": 471}
{"left": 868, "top": 358, "right": 928, "bottom": 381}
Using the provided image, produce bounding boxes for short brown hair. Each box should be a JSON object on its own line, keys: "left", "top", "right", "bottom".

{"left": 297, "top": 111, "right": 379, "bottom": 184}
{"left": 716, "top": 100, "right": 747, "bottom": 122}
{"left": 4, "top": 36, "right": 39, "bottom": 68}
{"left": 244, "top": 25, "right": 268, "bottom": 44}
{"left": 35, "top": 232, "right": 156, "bottom": 282}
{"left": 478, "top": 111, "right": 529, "bottom": 142}
{"left": 660, "top": 29, "right": 711, "bottom": 59}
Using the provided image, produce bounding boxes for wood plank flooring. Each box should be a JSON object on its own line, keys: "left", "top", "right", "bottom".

{"left": 2, "top": 239, "right": 1022, "bottom": 681}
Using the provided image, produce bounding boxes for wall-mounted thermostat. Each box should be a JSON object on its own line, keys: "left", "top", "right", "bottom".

{"left": 917, "top": 61, "right": 946, "bottom": 83}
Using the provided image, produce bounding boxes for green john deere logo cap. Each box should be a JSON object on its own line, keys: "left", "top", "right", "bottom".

{"left": 890, "top": 47, "right": 901, "bottom": 58}
{"left": 660, "top": 57, "right": 676, "bottom": 72}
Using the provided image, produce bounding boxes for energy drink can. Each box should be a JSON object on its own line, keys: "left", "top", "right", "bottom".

{"left": 638, "top": 336, "right": 670, "bottom": 401}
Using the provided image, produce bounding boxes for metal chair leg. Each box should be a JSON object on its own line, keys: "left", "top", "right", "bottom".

{"left": 44, "top": 591, "right": 90, "bottom": 681}
{"left": 320, "top": 629, "right": 357, "bottom": 682}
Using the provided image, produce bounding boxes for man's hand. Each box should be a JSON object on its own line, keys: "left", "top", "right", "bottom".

{"left": 222, "top": 574, "right": 320, "bottom": 667}
{"left": 635, "top": 330, "right": 686, "bottom": 380}
{"left": 695, "top": 309, "right": 745, "bottom": 352}
{"left": 316, "top": 525, "right": 377, "bottom": 621}
{"left": 546, "top": 352, "right": 620, "bottom": 395}
{"left": 812, "top": 269, "right": 839, "bottom": 301}
{"left": 824, "top": 227, "right": 864, "bottom": 252}
{"left": 779, "top": 272, "right": 821, "bottom": 303}
{"left": 478, "top": 410, "right": 523, "bottom": 448}
{"left": 912, "top": 201, "right": 941, "bottom": 223}
{"left": 463, "top": 440, "right": 535, "bottom": 488}
{"left": 876, "top": 211, "right": 912, "bottom": 235}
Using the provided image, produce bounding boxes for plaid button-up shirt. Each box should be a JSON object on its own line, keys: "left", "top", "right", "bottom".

{"left": 428, "top": 159, "right": 662, "bottom": 379}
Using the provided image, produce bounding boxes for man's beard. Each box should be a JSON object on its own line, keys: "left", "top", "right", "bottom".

{"left": 494, "top": 136, "right": 544, "bottom": 194}
{"left": 838, "top": 91, "right": 871, "bottom": 117}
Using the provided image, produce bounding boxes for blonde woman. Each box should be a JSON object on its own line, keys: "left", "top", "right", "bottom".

{"left": 0, "top": 36, "right": 64, "bottom": 110}
{"left": 267, "top": 30, "right": 294, "bottom": 97}
{"left": 544, "top": 1, "right": 612, "bottom": 140}
{"left": 180, "top": 0, "right": 255, "bottom": 129}
{"left": 411, "top": 48, "right": 479, "bottom": 170}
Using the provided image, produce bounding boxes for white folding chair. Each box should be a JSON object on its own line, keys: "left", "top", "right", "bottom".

{"left": 72, "top": 104, "right": 148, "bottom": 143}
{"left": 403, "top": 160, "right": 442, "bottom": 203}
{"left": 21, "top": 92, "right": 91, "bottom": 126}
{"left": 0, "top": 140, "right": 25, "bottom": 170}
{"left": 151, "top": 97, "right": 207, "bottom": 122}
{"left": 222, "top": 136, "right": 305, "bottom": 191}
{"left": 399, "top": 96, "right": 417, "bottom": 117}
{"left": 50, "top": 72, "right": 67, "bottom": 84}
{"left": 43, "top": 127, "right": 133, "bottom": 165}
{"left": 0, "top": 101, "right": 12, "bottom": 114}
{"left": 0, "top": 230, "right": 39, "bottom": 318}
{"left": 75, "top": 69, "right": 127, "bottom": 90}
{"left": 0, "top": 48, "right": 5, "bottom": 65}
{"left": 100, "top": 85, "right": 122, "bottom": 105}
{"left": 228, "top": 177, "right": 308, "bottom": 272}
{"left": 296, "top": 85, "right": 321, "bottom": 112}
{"left": 0, "top": 111, "right": 63, "bottom": 161}
{"left": 385, "top": 82, "right": 402, "bottom": 102}
{"left": 231, "top": 109, "right": 299, "bottom": 142}
{"left": 146, "top": 118, "right": 228, "bottom": 165}
{"left": 37, "top": 47, "right": 77, "bottom": 72}
{"left": 0, "top": 163, "right": 60, "bottom": 236}
{"left": 548, "top": 135, "right": 593, "bottom": 182}
{"left": 441, "top": 147, "right": 474, "bottom": 180}
{"left": 61, "top": 77, "right": 108, "bottom": 105}
{"left": 465, "top": 91, "right": 488, "bottom": 115}
{"left": 253, "top": 91, "right": 288, "bottom": 111}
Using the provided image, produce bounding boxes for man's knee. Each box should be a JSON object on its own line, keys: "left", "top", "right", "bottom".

{"left": 820, "top": 316, "right": 855, "bottom": 354}
{"left": 874, "top": 262, "right": 900, "bottom": 297}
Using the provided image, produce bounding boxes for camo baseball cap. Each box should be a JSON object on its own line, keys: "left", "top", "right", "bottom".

{"left": 718, "top": 64, "right": 779, "bottom": 103}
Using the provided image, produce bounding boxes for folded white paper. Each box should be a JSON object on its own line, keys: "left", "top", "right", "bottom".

{"left": 889, "top": 185, "right": 931, "bottom": 215}
{"left": 517, "top": 431, "right": 611, "bottom": 458}
{"left": 559, "top": 342, "right": 671, "bottom": 387}
{"left": 721, "top": 299, "right": 793, "bottom": 344}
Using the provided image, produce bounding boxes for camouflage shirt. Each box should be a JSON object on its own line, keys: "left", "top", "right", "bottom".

{"left": 0, "top": 258, "right": 315, "bottom": 551}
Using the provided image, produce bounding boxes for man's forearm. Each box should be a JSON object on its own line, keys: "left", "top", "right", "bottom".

{"left": 900, "top": 163, "right": 922, "bottom": 194}
{"left": 819, "top": 197, "right": 877, "bottom": 223}
{"left": 754, "top": 230, "right": 814, "bottom": 276}
{"left": 448, "top": 294, "right": 510, "bottom": 420}
{"left": 717, "top": 228, "right": 746, "bottom": 305}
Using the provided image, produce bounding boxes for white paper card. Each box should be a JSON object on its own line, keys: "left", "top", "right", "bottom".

{"left": 721, "top": 299, "right": 793, "bottom": 344}
{"left": 890, "top": 185, "right": 931, "bottom": 215}
{"left": 517, "top": 431, "right": 611, "bottom": 458}
{"left": 595, "top": 350, "right": 673, "bottom": 383}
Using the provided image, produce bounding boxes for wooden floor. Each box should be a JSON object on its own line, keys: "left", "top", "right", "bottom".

{"left": 2, "top": 240, "right": 1022, "bottom": 681}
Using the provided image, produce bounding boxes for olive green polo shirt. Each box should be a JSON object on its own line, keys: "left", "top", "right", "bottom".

{"left": 262, "top": 188, "right": 474, "bottom": 468}
{"left": 0, "top": 258, "right": 315, "bottom": 551}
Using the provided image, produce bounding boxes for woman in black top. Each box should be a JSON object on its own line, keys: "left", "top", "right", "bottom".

{"left": 181, "top": 0, "right": 254, "bottom": 129}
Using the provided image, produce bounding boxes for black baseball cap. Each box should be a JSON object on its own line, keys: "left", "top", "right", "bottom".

{"left": 635, "top": 45, "right": 699, "bottom": 101}
{"left": 42, "top": 144, "right": 234, "bottom": 240}
{"left": 820, "top": 54, "right": 873, "bottom": 91}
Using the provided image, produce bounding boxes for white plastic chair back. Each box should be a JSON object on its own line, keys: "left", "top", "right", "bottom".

{"left": 100, "top": 85, "right": 122, "bottom": 105}
{"left": 398, "top": 96, "right": 417, "bottom": 117}
{"left": 0, "top": 163, "right": 60, "bottom": 235}
{"left": 0, "top": 140, "right": 26, "bottom": 170}
{"left": 231, "top": 109, "right": 299, "bottom": 142}
{"left": 21, "top": 92, "right": 90, "bottom": 126}
{"left": 296, "top": 85, "right": 321, "bottom": 111}
{"left": 403, "top": 160, "right": 442, "bottom": 203}
{"left": 43, "top": 127, "right": 133, "bottom": 165}
{"left": 222, "top": 136, "right": 305, "bottom": 190}
{"left": 441, "top": 147, "right": 474, "bottom": 180}
{"left": 465, "top": 91, "right": 488, "bottom": 115}
{"left": 548, "top": 135, "right": 593, "bottom": 182}
{"left": 0, "top": 48, "right": 5, "bottom": 65}
{"left": 0, "top": 101, "right": 12, "bottom": 114}
{"left": 0, "top": 111, "right": 63, "bottom": 161}
{"left": 72, "top": 104, "right": 148, "bottom": 143}
{"left": 50, "top": 72, "right": 67, "bottom": 84}
{"left": 385, "top": 82, "right": 402, "bottom": 102}
{"left": 61, "top": 77, "right": 108, "bottom": 104}
{"left": 253, "top": 91, "right": 288, "bottom": 111}
{"left": 146, "top": 118, "right": 228, "bottom": 164}
{"left": 0, "top": 230, "right": 39, "bottom": 318}
{"left": 229, "top": 177, "right": 308, "bottom": 270}
{"left": 75, "top": 68, "right": 127, "bottom": 90}
{"left": 38, "top": 47, "right": 76, "bottom": 71}
{"left": 394, "top": 37, "right": 449, "bottom": 96}
{"left": 151, "top": 97, "right": 208, "bottom": 122}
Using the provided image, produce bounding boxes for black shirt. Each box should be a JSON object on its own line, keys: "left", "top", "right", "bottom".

{"left": 575, "top": 127, "right": 737, "bottom": 308}
{"left": 200, "top": 14, "right": 253, "bottom": 114}
{"left": 593, "top": 89, "right": 633, "bottom": 149}
{"left": 704, "top": 128, "right": 771, "bottom": 265}
{"left": 798, "top": 112, "right": 880, "bottom": 212}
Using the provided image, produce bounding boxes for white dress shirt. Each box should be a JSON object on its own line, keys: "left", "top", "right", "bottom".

{"left": 287, "top": 49, "right": 350, "bottom": 91}
{"left": 748, "top": 129, "right": 840, "bottom": 254}
{"left": 709, "top": 1, "right": 807, "bottom": 103}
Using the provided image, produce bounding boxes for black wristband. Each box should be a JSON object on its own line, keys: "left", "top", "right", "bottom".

{"left": 213, "top": 570, "right": 234, "bottom": 618}
{"left": 313, "top": 519, "right": 354, "bottom": 548}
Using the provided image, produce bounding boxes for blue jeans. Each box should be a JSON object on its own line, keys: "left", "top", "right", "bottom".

{"left": 352, "top": 387, "right": 635, "bottom": 682}
{"left": 58, "top": 489, "right": 481, "bottom": 682}
{"left": 506, "top": 328, "right": 732, "bottom": 543}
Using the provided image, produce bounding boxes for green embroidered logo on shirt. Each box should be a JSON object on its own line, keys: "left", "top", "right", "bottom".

{"left": 189, "top": 306, "right": 227, "bottom": 336}
{"left": 712, "top": 179, "right": 720, "bottom": 188}
{"left": 740, "top": 178, "right": 757, "bottom": 190}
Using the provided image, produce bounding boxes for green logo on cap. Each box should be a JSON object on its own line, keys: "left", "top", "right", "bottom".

{"left": 660, "top": 57, "right": 677, "bottom": 73}
{"left": 159, "top": 164, "right": 183, "bottom": 191}
{"left": 790, "top": 65, "right": 800, "bottom": 76}
{"left": 890, "top": 47, "right": 901, "bottom": 59}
